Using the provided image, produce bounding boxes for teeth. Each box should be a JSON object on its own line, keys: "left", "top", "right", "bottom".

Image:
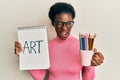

{"left": 62, "top": 32, "right": 67, "bottom": 34}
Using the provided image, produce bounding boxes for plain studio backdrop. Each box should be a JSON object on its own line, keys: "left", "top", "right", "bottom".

{"left": 0, "top": 0, "right": 120, "bottom": 80}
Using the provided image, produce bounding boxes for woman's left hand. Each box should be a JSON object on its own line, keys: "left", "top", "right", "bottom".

{"left": 91, "top": 48, "right": 104, "bottom": 66}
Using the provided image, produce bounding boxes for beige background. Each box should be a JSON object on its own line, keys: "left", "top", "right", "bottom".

{"left": 0, "top": 0, "right": 120, "bottom": 80}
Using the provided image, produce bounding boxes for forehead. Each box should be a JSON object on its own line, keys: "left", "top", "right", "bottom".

{"left": 55, "top": 13, "right": 72, "bottom": 21}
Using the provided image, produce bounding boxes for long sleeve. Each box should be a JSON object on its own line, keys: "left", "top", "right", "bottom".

{"left": 29, "top": 69, "right": 47, "bottom": 80}
{"left": 82, "top": 66, "right": 95, "bottom": 80}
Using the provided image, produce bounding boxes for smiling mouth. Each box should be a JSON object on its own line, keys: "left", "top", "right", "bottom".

{"left": 60, "top": 31, "right": 69, "bottom": 38}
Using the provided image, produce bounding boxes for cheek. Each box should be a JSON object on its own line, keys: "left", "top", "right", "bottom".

{"left": 69, "top": 28, "right": 72, "bottom": 31}
{"left": 67, "top": 28, "right": 72, "bottom": 33}
{"left": 55, "top": 28, "right": 61, "bottom": 33}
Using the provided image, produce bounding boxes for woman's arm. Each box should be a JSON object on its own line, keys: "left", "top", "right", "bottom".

{"left": 81, "top": 48, "right": 104, "bottom": 80}
{"left": 82, "top": 66, "right": 95, "bottom": 80}
{"left": 29, "top": 69, "right": 47, "bottom": 80}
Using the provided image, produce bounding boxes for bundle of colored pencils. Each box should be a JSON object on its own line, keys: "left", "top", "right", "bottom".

{"left": 79, "top": 33, "right": 96, "bottom": 50}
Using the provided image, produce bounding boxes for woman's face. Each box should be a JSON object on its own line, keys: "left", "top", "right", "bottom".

{"left": 54, "top": 13, "right": 73, "bottom": 40}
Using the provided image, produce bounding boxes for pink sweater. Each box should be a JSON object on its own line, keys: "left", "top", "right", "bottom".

{"left": 29, "top": 35, "right": 95, "bottom": 80}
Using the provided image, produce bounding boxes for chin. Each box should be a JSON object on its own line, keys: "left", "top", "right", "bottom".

{"left": 57, "top": 33, "right": 70, "bottom": 40}
{"left": 59, "top": 36, "right": 69, "bottom": 40}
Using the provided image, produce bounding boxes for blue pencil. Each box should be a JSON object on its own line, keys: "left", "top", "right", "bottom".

{"left": 81, "top": 35, "right": 85, "bottom": 50}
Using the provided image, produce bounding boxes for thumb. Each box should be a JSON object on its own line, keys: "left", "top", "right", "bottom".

{"left": 93, "top": 48, "right": 97, "bottom": 52}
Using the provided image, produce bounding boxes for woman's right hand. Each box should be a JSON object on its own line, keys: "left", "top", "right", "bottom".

{"left": 14, "top": 41, "right": 22, "bottom": 56}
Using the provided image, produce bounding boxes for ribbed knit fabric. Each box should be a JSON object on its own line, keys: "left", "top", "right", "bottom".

{"left": 29, "top": 35, "right": 95, "bottom": 80}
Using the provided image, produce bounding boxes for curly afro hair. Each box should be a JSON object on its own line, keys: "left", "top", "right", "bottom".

{"left": 48, "top": 2, "right": 75, "bottom": 23}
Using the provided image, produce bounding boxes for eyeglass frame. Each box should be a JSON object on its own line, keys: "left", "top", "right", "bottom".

{"left": 53, "top": 20, "right": 74, "bottom": 28}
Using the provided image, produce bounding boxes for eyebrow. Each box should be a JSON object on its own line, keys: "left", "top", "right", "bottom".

{"left": 55, "top": 20, "right": 73, "bottom": 22}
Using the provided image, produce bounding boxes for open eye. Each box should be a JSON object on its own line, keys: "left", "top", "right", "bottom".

{"left": 66, "top": 21, "right": 74, "bottom": 27}
{"left": 57, "top": 22, "right": 63, "bottom": 26}
{"left": 66, "top": 22, "right": 72, "bottom": 26}
{"left": 54, "top": 20, "right": 74, "bottom": 28}
{"left": 55, "top": 21, "right": 64, "bottom": 28}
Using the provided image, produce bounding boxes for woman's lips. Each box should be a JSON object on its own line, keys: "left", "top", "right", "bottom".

{"left": 60, "top": 31, "right": 69, "bottom": 37}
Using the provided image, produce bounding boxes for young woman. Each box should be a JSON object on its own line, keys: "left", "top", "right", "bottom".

{"left": 15, "top": 2, "right": 104, "bottom": 80}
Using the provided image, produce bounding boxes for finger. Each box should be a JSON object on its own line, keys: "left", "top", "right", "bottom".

{"left": 15, "top": 42, "right": 22, "bottom": 52}
{"left": 16, "top": 51, "right": 20, "bottom": 56}
{"left": 91, "top": 60, "right": 98, "bottom": 66}
{"left": 15, "top": 46, "right": 22, "bottom": 50}
{"left": 91, "top": 58, "right": 101, "bottom": 66}
{"left": 94, "top": 52, "right": 104, "bottom": 60}
{"left": 15, "top": 47, "right": 22, "bottom": 52}
{"left": 92, "top": 53, "right": 102, "bottom": 62}
{"left": 15, "top": 47, "right": 22, "bottom": 55}
{"left": 97, "top": 52, "right": 104, "bottom": 60}
{"left": 15, "top": 45, "right": 22, "bottom": 49}
{"left": 92, "top": 54, "right": 103, "bottom": 65}
{"left": 92, "top": 53, "right": 98, "bottom": 59}
{"left": 94, "top": 52, "right": 104, "bottom": 62}
{"left": 93, "top": 48, "right": 97, "bottom": 52}
{"left": 15, "top": 41, "right": 20, "bottom": 45}
{"left": 14, "top": 48, "right": 19, "bottom": 56}
{"left": 15, "top": 41, "right": 22, "bottom": 48}
{"left": 94, "top": 59, "right": 102, "bottom": 65}
{"left": 15, "top": 49, "right": 21, "bottom": 56}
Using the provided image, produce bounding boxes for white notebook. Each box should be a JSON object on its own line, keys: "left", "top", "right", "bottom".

{"left": 18, "top": 26, "right": 50, "bottom": 70}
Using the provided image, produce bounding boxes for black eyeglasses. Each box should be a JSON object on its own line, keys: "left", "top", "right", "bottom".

{"left": 54, "top": 20, "right": 74, "bottom": 28}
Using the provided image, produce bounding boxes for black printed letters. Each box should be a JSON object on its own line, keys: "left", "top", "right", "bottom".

{"left": 23, "top": 40, "right": 44, "bottom": 54}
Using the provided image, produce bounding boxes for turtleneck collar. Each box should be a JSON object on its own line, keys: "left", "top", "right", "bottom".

{"left": 55, "top": 35, "right": 72, "bottom": 43}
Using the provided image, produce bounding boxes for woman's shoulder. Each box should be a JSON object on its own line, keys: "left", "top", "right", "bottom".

{"left": 69, "top": 35, "right": 79, "bottom": 42}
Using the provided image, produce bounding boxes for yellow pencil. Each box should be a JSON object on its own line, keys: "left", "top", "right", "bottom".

{"left": 92, "top": 33, "right": 96, "bottom": 50}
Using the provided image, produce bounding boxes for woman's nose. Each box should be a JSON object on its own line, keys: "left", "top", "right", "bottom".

{"left": 62, "top": 24, "right": 68, "bottom": 30}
